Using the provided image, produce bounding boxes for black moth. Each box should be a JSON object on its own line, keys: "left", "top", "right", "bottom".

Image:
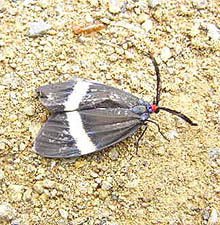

{"left": 35, "top": 55, "right": 197, "bottom": 158}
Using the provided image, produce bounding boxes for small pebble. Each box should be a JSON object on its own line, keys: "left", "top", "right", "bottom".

{"left": 154, "top": 147, "right": 165, "bottom": 156}
{"left": 59, "top": 209, "right": 68, "bottom": 219}
{"left": 23, "top": 0, "right": 34, "bottom": 6}
{"left": 192, "top": 0, "right": 208, "bottom": 9}
{"left": 0, "top": 202, "right": 16, "bottom": 222}
{"left": 126, "top": 179, "right": 139, "bottom": 188}
{"left": 0, "top": 142, "right": 6, "bottom": 150}
{"left": 29, "top": 123, "right": 42, "bottom": 138}
{"left": 88, "top": 0, "right": 99, "bottom": 7}
{"left": 168, "top": 130, "right": 178, "bottom": 139}
{"left": 0, "top": 169, "right": 4, "bottom": 180}
{"left": 90, "top": 171, "right": 99, "bottom": 178}
{"left": 111, "top": 193, "right": 119, "bottom": 201}
{"left": 202, "top": 209, "right": 210, "bottom": 221}
{"left": 95, "top": 62, "right": 108, "bottom": 71}
{"left": 206, "top": 23, "right": 220, "bottom": 41}
{"left": 85, "top": 14, "right": 93, "bottom": 23}
{"left": 10, "top": 114, "right": 17, "bottom": 122}
{"left": 33, "top": 181, "right": 44, "bottom": 194}
{"left": 24, "top": 105, "right": 35, "bottom": 116}
{"left": 217, "top": 111, "right": 220, "bottom": 122}
{"left": 137, "top": 14, "right": 149, "bottom": 24}
{"left": 101, "top": 180, "right": 112, "bottom": 190}
{"left": 42, "top": 179, "right": 56, "bottom": 189}
{"left": 0, "top": 53, "right": 4, "bottom": 61}
{"left": 109, "top": 53, "right": 118, "bottom": 62}
{"left": 11, "top": 219, "right": 21, "bottom": 225}
{"left": 122, "top": 43, "right": 128, "bottom": 50}
{"left": 108, "top": 0, "right": 121, "bottom": 14}
{"left": 115, "top": 47, "right": 124, "bottom": 55}
{"left": 8, "top": 184, "right": 24, "bottom": 202}
{"left": 98, "top": 189, "right": 108, "bottom": 199}
{"left": 125, "top": 50, "right": 135, "bottom": 60}
{"left": 95, "top": 178, "right": 102, "bottom": 184}
{"left": 207, "top": 147, "right": 220, "bottom": 159}
{"left": 19, "top": 142, "right": 26, "bottom": 151}
{"left": 28, "top": 20, "right": 51, "bottom": 37}
{"left": 148, "top": 0, "right": 161, "bottom": 8}
{"left": 23, "top": 189, "right": 32, "bottom": 201}
{"left": 134, "top": 7, "right": 141, "bottom": 15}
{"left": 100, "top": 17, "right": 111, "bottom": 25}
{"left": 108, "top": 204, "right": 117, "bottom": 211}
{"left": 160, "top": 47, "right": 172, "bottom": 62}
{"left": 75, "top": 160, "right": 86, "bottom": 168}
{"left": 142, "top": 19, "right": 153, "bottom": 33}
{"left": 0, "top": 40, "right": 4, "bottom": 46}
{"left": 109, "top": 149, "right": 119, "bottom": 160}
{"left": 208, "top": 208, "right": 219, "bottom": 225}
{"left": 0, "top": 0, "right": 7, "bottom": 13}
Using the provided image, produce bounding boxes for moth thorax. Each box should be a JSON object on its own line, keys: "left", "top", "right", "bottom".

{"left": 131, "top": 105, "right": 147, "bottom": 115}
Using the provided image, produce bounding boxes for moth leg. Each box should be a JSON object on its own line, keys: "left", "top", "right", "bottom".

{"left": 146, "top": 119, "right": 169, "bottom": 141}
{"left": 135, "top": 119, "right": 169, "bottom": 155}
{"left": 135, "top": 124, "right": 148, "bottom": 155}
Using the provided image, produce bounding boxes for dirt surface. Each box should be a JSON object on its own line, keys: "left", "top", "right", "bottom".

{"left": 0, "top": 0, "right": 220, "bottom": 224}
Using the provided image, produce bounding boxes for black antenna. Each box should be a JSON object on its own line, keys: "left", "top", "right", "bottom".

{"left": 147, "top": 53, "right": 198, "bottom": 126}
{"left": 148, "top": 55, "right": 161, "bottom": 106}
{"left": 157, "top": 107, "right": 198, "bottom": 126}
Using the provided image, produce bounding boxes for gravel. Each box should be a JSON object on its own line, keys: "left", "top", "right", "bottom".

{"left": 0, "top": 0, "right": 220, "bottom": 224}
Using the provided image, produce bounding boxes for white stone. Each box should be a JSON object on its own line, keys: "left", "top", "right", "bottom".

{"left": 23, "top": 0, "right": 34, "bottom": 6}
{"left": 28, "top": 20, "right": 51, "bottom": 37}
{"left": 24, "top": 105, "right": 35, "bottom": 116}
{"left": 8, "top": 184, "right": 24, "bottom": 202}
{"left": 192, "top": 0, "right": 208, "bottom": 9}
{"left": 85, "top": 14, "right": 93, "bottom": 23}
{"left": 59, "top": 209, "right": 68, "bottom": 219}
{"left": 217, "top": 111, "right": 220, "bottom": 123}
{"left": 109, "top": 149, "right": 119, "bottom": 160}
{"left": 108, "top": 0, "right": 121, "bottom": 14}
{"left": 142, "top": 19, "right": 153, "bottom": 33}
{"left": 206, "top": 23, "right": 220, "bottom": 41}
{"left": 168, "top": 130, "right": 178, "bottom": 139}
{"left": 0, "top": 40, "right": 4, "bottom": 46}
{"left": 101, "top": 181, "right": 112, "bottom": 190}
{"left": 0, "top": 202, "right": 16, "bottom": 222}
{"left": 208, "top": 208, "right": 219, "bottom": 225}
{"left": 0, "top": 169, "right": 4, "bottom": 180}
{"left": 160, "top": 47, "right": 172, "bottom": 62}
{"left": 89, "top": 0, "right": 99, "bottom": 7}
{"left": 148, "top": 0, "right": 161, "bottom": 8}
{"left": 125, "top": 50, "right": 135, "bottom": 60}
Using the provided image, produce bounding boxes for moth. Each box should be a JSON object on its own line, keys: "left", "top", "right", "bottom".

{"left": 35, "top": 56, "right": 197, "bottom": 158}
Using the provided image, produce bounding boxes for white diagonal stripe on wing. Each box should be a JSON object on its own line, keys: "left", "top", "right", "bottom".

{"left": 64, "top": 79, "right": 91, "bottom": 111}
{"left": 67, "top": 111, "right": 96, "bottom": 155}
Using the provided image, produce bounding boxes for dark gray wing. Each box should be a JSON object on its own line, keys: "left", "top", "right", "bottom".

{"left": 36, "top": 78, "right": 140, "bottom": 112}
{"left": 35, "top": 108, "right": 142, "bottom": 158}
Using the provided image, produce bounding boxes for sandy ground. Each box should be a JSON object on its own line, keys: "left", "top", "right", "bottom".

{"left": 0, "top": 0, "right": 220, "bottom": 224}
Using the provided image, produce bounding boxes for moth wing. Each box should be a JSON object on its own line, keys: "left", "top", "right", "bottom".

{"left": 35, "top": 108, "right": 142, "bottom": 158}
{"left": 36, "top": 78, "right": 140, "bottom": 112}
{"left": 36, "top": 79, "right": 78, "bottom": 112}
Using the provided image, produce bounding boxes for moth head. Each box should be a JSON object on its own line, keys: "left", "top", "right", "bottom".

{"left": 145, "top": 103, "right": 154, "bottom": 114}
